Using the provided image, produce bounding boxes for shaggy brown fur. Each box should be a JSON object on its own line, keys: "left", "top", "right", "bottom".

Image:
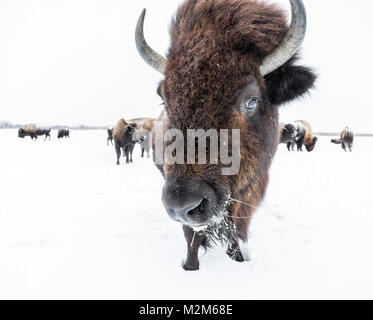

{"left": 152, "top": 0, "right": 316, "bottom": 270}
{"left": 331, "top": 127, "right": 354, "bottom": 152}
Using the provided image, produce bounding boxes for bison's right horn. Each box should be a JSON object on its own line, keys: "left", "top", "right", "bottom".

{"left": 135, "top": 9, "right": 167, "bottom": 75}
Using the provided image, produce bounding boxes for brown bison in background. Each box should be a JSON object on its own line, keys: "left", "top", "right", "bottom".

{"left": 18, "top": 125, "right": 51, "bottom": 140}
{"left": 136, "top": 0, "right": 316, "bottom": 270}
{"left": 298, "top": 121, "right": 318, "bottom": 152}
{"left": 128, "top": 118, "right": 156, "bottom": 158}
{"left": 331, "top": 127, "right": 354, "bottom": 152}
{"left": 113, "top": 119, "right": 144, "bottom": 165}
{"left": 279, "top": 121, "right": 317, "bottom": 152}
{"left": 18, "top": 125, "right": 38, "bottom": 140}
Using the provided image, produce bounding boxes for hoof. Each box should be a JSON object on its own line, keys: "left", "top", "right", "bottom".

{"left": 183, "top": 263, "right": 199, "bottom": 271}
{"left": 227, "top": 246, "right": 245, "bottom": 263}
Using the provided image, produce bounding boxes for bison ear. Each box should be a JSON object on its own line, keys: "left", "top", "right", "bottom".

{"left": 264, "top": 55, "right": 317, "bottom": 106}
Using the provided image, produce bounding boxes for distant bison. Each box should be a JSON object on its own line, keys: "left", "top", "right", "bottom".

{"left": 113, "top": 119, "right": 144, "bottom": 165}
{"left": 36, "top": 128, "right": 51, "bottom": 140}
{"left": 331, "top": 127, "right": 354, "bottom": 152}
{"left": 128, "top": 118, "right": 156, "bottom": 158}
{"left": 279, "top": 122, "right": 297, "bottom": 150}
{"left": 107, "top": 128, "right": 114, "bottom": 145}
{"left": 18, "top": 125, "right": 38, "bottom": 140}
{"left": 281, "top": 121, "right": 317, "bottom": 152}
{"left": 122, "top": 134, "right": 145, "bottom": 163}
{"left": 296, "top": 121, "right": 318, "bottom": 152}
{"left": 57, "top": 129, "right": 70, "bottom": 139}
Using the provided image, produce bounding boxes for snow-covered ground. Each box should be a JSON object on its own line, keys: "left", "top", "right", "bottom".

{"left": 0, "top": 129, "right": 372, "bottom": 299}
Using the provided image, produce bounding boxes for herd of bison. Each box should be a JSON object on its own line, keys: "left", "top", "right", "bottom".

{"left": 17, "top": 118, "right": 354, "bottom": 166}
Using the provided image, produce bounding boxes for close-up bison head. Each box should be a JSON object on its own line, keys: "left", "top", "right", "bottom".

{"left": 136, "top": 0, "right": 316, "bottom": 270}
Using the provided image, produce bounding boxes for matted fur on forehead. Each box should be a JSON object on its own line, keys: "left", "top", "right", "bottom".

{"left": 168, "top": 0, "right": 288, "bottom": 64}
{"left": 162, "top": 0, "right": 290, "bottom": 130}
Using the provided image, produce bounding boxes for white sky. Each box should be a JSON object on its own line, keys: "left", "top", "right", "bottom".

{"left": 0, "top": 0, "right": 372, "bottom": 132}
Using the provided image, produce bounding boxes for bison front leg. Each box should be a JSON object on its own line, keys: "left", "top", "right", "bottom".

{"left": 342, "top": 142, "right": 347, "bottom": 152}
{"left": 183, "top": 226, "right": 206, "bottom": 271}
{"left": 296, "top": 139, "right": 304, "bottom": 152}
{"left": 226, "top": 238, "right": 245, "bottom": 263}
{"left": 115, "top": 141, "right": 121, "bottom": 165}
{"left": 130, "top": 146, "right": 134, "bottom": 163}
{"left": 124, "top": 148, "right": 130, "bottom": 164}
{"left": 287, "top": 142, "right": 292, "bottom": 151}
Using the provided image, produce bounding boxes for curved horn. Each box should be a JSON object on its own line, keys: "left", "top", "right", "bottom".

{"left": 135, "top": 9, "right": 167, "bottom": 74}
{"left": 260, "top": 0, "right": 307, "bottom": 76}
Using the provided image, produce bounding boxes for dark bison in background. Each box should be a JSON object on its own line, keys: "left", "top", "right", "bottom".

{"left": 331, "top": 127, "right": 354, "bottom": 152}
{"left": 36, "top": 128, "right": 51, "bottom": 140}
{"left": 57, "top": 129, "right": 70, "bottom": 139}
{"left": 113, "top": 119, "right": 144, "bottom": 165}
{"left": 279, "top": 122, "right": 297, "bottom": 149}
{"left": 107, "top": 128, "right": 114, "bottom": 145}
{"left": 135, "top": 0, "right": 316, "bottom": 270}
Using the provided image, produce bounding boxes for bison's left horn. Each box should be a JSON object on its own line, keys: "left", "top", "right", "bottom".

{"left": 135, "top": 9, "right": 167, "bottom": 75}
{"left": 260, "top": 0, "right": 307, "bottom": 76}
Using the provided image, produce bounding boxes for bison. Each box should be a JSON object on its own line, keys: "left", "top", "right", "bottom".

{"left": 279, "top": 122, "right": 297, "bottom": 150}
{"left": 57, "top": 129, "right": 70, "bottom": 139}
{"left": 135, "top": 0, "right": 316, "bottom": 270}
{"left": 36, "top": 128, "right": 51, "bottom": 140}
{"left": 18, "top": 129, "right": 37, "bottom": 140}
{"left": 18, "top": 125, "right": 38, "bottom": 140}
{"left": 291, "top": 120, "right": 318, "bottom": 152}
{"left": 113, "top": 119, "right": 144, "bottom": 165}
{"left": 128, "top": 118, "right": 156, "bottom": 158}
{"left": 331, "top": 127, "right": 354, "bottom": 152}
{"left": 281, "top": 120, "right": 317, "bottom": 152}
{"left": 107, "top": 128, "right": 114, "bottom": 145}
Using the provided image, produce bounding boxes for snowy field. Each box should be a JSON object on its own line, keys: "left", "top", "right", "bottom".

{"left": 0, "top": 129, "right": 373, "bottom": 300}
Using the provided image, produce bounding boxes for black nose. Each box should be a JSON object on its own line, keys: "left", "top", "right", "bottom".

{"left": 162, "top": 178, "right": 215, "bottom": 227}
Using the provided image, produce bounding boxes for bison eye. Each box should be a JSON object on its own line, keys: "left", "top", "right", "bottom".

{"left": 241, "top": 97, "right": 259, "bottom": 113}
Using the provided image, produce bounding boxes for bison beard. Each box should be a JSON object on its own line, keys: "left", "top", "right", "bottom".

{"left": 136, "top": 0, "right": 316, "bottom": 271}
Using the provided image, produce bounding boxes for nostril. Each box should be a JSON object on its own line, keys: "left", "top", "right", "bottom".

{"left": 199, "top": 198, "right": 208, "bottom": 213}
{"left": 187, "top": 198, "right": 208, "bottom": 217}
